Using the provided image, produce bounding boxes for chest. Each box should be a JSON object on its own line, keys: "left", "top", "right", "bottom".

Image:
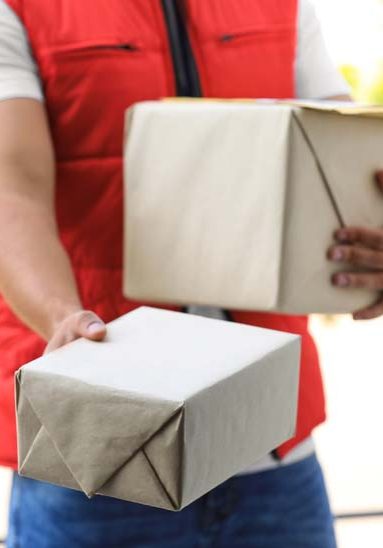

{"left": 10, "top": 0, "right": 298, "bottom": 160}
{"left": 23, "top": 0, "right": 297, "bottom": 99}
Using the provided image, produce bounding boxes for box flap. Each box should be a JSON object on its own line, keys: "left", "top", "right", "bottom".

{"left": 18, "top": 369, "right": 182, "bottom": 497}
{"left": 281, "top": 100, "right": 383, "bottom": 118}
{"left": 163, "top": 97, "right": 383, "bottom": 118}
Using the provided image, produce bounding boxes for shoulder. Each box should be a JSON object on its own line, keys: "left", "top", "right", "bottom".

{"left": 0, "top": 0, "right": 44, "bottom": 102}
{"left": 297, "top": 0, "right": 320, "bottom": 33}
{"left": 0, "top": 0, "right": 21, "bottom": 26}
{"left": 295, "top": 0, "right": 350, "bottom": 98}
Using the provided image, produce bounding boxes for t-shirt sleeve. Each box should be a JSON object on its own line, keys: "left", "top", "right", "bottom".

{"left": 296, "top": 0, "right": 350, "bottom": 99}
{"left": 0, "top": 0, "right": 44, "bottom": 102}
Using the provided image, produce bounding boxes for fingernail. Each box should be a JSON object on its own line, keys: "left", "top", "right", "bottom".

{"left": 334, "top": 274, "right": 350, "bottom": 287}
{"left": 331, "top": 248, "right": 344, "bottom": 261}
{"left": 335, "top": 230, "right": 348, "bottom": 242}
{"left": 375, "top": 171, "right": 383, "bottom": 190}
{"left": 87, "top": 321, "right": 104, "bottom": 334}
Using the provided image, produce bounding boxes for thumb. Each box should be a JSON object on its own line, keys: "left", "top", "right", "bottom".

{"left": 77, "top": 311, "right": 107, "bottom": 342}
{"left": 375, "top": 170, "right": 383, "bottom": 194}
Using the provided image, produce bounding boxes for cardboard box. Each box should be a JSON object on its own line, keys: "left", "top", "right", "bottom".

{"left": 16, "top": 307, "right": 300, "bottom": 511}
{"left": 123, "top": 100, "right": 383, "bottom": 314}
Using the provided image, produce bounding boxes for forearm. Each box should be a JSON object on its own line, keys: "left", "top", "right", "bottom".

{"left": 0, "top": 99, "right": 83, "bottom": 340}
{"left": 0, "top": 186, "right": 82, "bottom": 340}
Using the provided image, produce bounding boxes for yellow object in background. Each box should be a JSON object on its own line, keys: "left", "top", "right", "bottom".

{"left": 341, "top": 62, "right": 383, "bottom": 105}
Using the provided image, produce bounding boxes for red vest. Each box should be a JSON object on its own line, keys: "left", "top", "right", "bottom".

{"left": 0, "top": 0, "right": 325, "bottom": 469}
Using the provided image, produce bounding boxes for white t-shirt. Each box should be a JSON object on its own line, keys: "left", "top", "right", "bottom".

{"left": 0, "top": 0, "right": 349, "bottom": 102}
{"left": 0, "top": 0, "right": 346, "bottom": 474}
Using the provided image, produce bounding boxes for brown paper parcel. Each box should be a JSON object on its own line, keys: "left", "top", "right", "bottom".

{"left": 16, "top": 307, "right": 300, "bottom": 511}
{"left": 123, "top": 100, "right": 383, "bottom": 314}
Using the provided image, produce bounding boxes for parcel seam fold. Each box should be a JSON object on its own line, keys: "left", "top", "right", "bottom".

{"left": 19, "top": 423, "right": 44, "bottom": 473}
{"left": 20, "top": 369, "right": 185, "bottom": 497}
{"left": 276, "top": 111, "right": 296, "bottom": 308}
{"left": 94, "top": 406, "right": 185, "bottom": 501}
{"left": 291, "top": 111, "right": 345, "bottom": 228}
{"left": 142, "top": 448, "right": 178, "bottom": 510}
{"left": 15, "top": 371, "right": 22, "bottom": 408}
{"left": 79, "top": 405, "right": 184, "bottom": 497}
{"left": 18, "top": 388, "right": 91, "bottom": 495}
{"left": 143, "top": 407, "right": 185, "bottom": 509}
{"left": 19, "top": 422, "right": 83, "bottom": 492}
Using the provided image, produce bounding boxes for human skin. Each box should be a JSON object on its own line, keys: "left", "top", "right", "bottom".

{"left": 0, "top": 99, "right": 106, "bottom": 352}
{"left": 328, "top": 170, "right": 383, "bottom": 321}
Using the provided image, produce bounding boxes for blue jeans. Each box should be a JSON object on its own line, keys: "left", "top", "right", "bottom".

{"left": 7, "top": 454, "right": 337, "bottom": 548}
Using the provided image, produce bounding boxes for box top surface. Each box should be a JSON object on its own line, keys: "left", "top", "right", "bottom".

{"left": 127, "top": 99, "right": 383, "bottom": 119}
{"left": 20, "top": 307, "right": 298, "bottom": 403}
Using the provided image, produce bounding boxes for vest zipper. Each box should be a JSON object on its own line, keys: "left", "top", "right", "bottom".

{"left": 161, "top": 0, "right": 202, "bottom": 97}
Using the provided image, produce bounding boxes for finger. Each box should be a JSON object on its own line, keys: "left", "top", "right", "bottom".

{"left": 44, "top": 311, "right": 106, "bottom": 353}
{"left": 75, "top": 311, "right": 107, "bottom": 342}
{"left": 332, "top": 271, "right": 383, "bottom": 290}
{"left": 353, "top": 295, "right": 383, "bottom": 320}
{"left": 44, "top": 330, "right": 75, "bottom": 354}
{"left": 333, "top": 226, "right": 383, "bottom": 251}
{"left": 375, "top": 170, "right": 383, "bottom": 194}
{"left": 327, "top": 245, "right": 383, "bottom": 270}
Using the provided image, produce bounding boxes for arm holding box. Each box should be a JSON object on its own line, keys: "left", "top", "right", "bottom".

{"left": 0, "top": 99, "right": 106, "bottom": 349}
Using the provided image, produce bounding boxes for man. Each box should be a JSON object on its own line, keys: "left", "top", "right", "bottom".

{"left": 0, "top": 0, "right": 382, "bottom": 546}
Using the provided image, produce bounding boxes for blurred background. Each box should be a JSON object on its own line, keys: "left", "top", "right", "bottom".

{"left": 1, "top": 0, "right": 383, "bottom": 546}
{"left": 301, "top": 1, "right": 383, "bottom": 545}
{"left": 314, "top": 0, "right": 383, "bottom": 103}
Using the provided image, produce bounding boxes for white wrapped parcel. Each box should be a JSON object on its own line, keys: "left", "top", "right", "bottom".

{"left": 123, "top": 100, "right": 383, "bottom": 314}
{"left": 16, "top": 307, "right": 300, "bottom": 511}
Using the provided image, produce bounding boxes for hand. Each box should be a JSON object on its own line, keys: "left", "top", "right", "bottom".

{"left": 327, "top": 170, "right": 383, "bottom": 320}
{"left": 45, "top": 310, "right": 107, "bottom": 354}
